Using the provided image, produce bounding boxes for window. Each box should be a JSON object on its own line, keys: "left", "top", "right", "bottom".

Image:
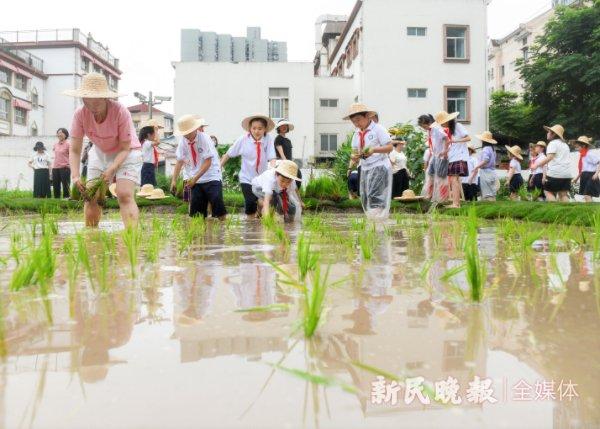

{"left": 407, "top": 88, "right": 427, "bottom": 98}
{"left": 522, "top": 47, "right": 529, "bottom": 61}
{"left": 31, "top": 88, "right": 39, "bottom": 109}
{"left": 81, "top": 57, "right": 90, "bottom": 71}
{"left": 14, "top": 107, "right": 26, "bottom": 125}
{"left": 407, "top": 27, "right": 427, "bottom": 36}
{"left": 31, "top": 122, "right": 38, "bottom": 136}
{"left": 0, "top": 68, "right": 11, "bottom": 84}
{"left": 320, "top": 99, "right": 338, "bottom": 107}
{"left": 15, "top": 74, "right": 27, "bottom": 91}
{"left": 522, "top": 37, "right": 528, "bottom": 46}
{"left": 0, "top": 95, "right": 9, "bottom": 121}
{"left": 501, "top": 65, "right": 505, "bottom": 77}
{"left": 444, "top": 25, "right": 469, "bottom": 61}
{"left": 320, "top": 134, "right": 338, "bottom": 152}
{"left": 487, "top": 69, "right": 494, "bottom": 81}
{"left": 445, "top": 86, "right": 470, "bottom": 122}
{"left": 268, "top": 88, "right": 289, "bottom": 120}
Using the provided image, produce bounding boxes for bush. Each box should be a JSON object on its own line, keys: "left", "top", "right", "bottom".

{"left": 303, "top": 174, "right": 344, "bottom": 201}
{"left": 332, "top": 134, "right": 354, "bottom": 191}
{"left": 217, "top": 144, "right": 241, "bottom": 191}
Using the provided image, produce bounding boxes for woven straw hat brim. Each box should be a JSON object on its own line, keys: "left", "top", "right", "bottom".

{"left": 275, "top": 168, "right": 300, "bottom": 182}
{"left": 62, "top": 89, "right": 123, "bottom": 98}
{"left": 435, "top": 111, "right": 460, "bottom": 125}
{"left": 146, "top": 195, "right": 168, "bottom": 200}
{"left": 175, "top": 118, "right": 205, "bottom": 136}
{"left": 242, "top": 115, "right": 276, "bottom": 133}
{"left": 276, "top": 121, "right": 295, "bottom": 132}
{"left": 576, "top": 136, "right": 592, "bottom": 146}
{"left": 505, "top": 146, "right": 523, "bottom": 161}
{"left": 543, "top": 125, "right": 565, "bottom": 140}
{"left": 475, "top": 134, "right": 498, "bottom": 144}
{"left": 343, "top": 108, "right": 377, "bottom": 120}
{"left": 535, "top": 141, "right": 547, "bottom": 148}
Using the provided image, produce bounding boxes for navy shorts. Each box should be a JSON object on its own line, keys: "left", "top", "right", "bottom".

{"left": 240, "top": 183, "right": 258, "bottom": 215}
{"left": 190, "top": 180, "right": 227, "bottom": 218}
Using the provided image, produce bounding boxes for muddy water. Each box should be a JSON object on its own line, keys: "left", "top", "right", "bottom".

{"left": 0, "top": 214, "right": 599, "bottom": 429}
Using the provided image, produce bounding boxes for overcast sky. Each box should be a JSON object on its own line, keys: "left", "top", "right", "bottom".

{"left": 3, "top": 0, "right": 552, "bottom": 113}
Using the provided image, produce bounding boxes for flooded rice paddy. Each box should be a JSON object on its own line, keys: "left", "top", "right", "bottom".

{"left": 0, "top": 212, "right": 599, "bottom": 429}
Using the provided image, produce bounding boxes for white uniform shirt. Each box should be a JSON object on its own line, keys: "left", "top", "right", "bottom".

{"left": 251, "top": 167, "right": 297, "bottom": 196}
{"left": 175, "top": 131, "right": 222, "bottom": 183}
{"left": 582, "top": 150, "right": 600, "bottom": 173}
{"left": 30, "top": 152, "right": 51, "bottom": 169}
{"left": 141, "top": 140, "right": 156, "bottom": 164}
{"left": 389, "top": 150, "right": 407, "bottom": 174}
{"left": 428, "top": 125, "right": 447, "bottom": 157}
{"left": 462, "top": 155, "right": 479, "bottom": 184}
{"left": 530, "top": 153, "right": 546, "bottom": 175}
{"left": 509, "top": 158, "right": 522, "bottom": 174}
{"left": 227, "top": 133, "right": 276, "bottom": 184}
{"left": 546, "top": 139, "right": 572, "bottom": 178}
{"left": 447, "top": 123, "right": 470, "bottom": 163}
{"left": 351, "top": 121, "right": 392, "bottom": 170}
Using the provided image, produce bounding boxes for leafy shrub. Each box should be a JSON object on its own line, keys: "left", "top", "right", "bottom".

{"left": 389, "top": 122, "right": 426, "bottom": 194}
{"left": 303, "top": 175, "right": 344, "bottom": 201}
{"left": 217, "top": 144, "right": 241, "bottom": 191}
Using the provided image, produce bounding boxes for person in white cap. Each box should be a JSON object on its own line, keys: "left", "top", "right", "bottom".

{"left": 251, "top": 160, "right": 302, "bottom": 222}
{"left": 344, "top": 103, "right": 393, "bottom": 220}
{"left": 170, "top": 115, "right": 226, "bottom": 219}
{"left": 220, "top": 114, "right": 276, "bottom": 218}
{"left": 64, "top": 72, "right": 142, "bottom": 227}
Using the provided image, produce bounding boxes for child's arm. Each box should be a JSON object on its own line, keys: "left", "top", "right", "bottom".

{"left": 170, "top": 160, "right": 184, "bottom": 193}
{"left": 220, "top": 153, "right": 230, "bottom": 168}
{"left": 262, "top": 194, "right": 272, "bottom": 218}
{"left": 276, "top": 145, "right": 287, "bottom": 160}
{"left": 506, "top": 166, "right": 515, "bottom": 186}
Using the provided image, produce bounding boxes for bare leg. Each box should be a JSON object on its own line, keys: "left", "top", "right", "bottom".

{"left": 115, "top": 178, "right": 139, "bottom": 227}
{"left": 84, "top": 200, "right": 102, "bottom": 227}
{"left": 545, "top": 191, "right": 556, "bottom": 201}
{"left": 558, "top": 191, "right": 570, "bottom": 202}
{"left": 584, "top": 195, "right": 592, "bottom": 203}
{"left": 449, "top": 177, "right": 461, "bottom": 208}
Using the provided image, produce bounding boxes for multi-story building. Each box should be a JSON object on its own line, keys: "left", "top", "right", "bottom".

{"left": 0, "top": 28, "right": 121, "bottom": 134}
{"left": 128, "top": 103, "right": 174, "bottom": 138}
{"left": 181, "top": 27, "right": 287, "bottom": 63}
{"left": 0, "top": 39, "right": 46, "bottom": 136}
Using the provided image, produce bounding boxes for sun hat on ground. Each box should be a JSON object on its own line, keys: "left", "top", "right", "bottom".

{"left": 136, "top": 184, "right": 155, "bottom": 197}
{"left": 475, "top": 131, "right": 498, "bottom": 144}
{"left": 434, "top": 111, "right": 460, "bottom": 126}
{"left": 543, "top": 124, "right": 565, "bottom": 140}
{"left": 535, "top": 141, "right": 547, "bottom": 148}
{"left": 274, "top": 160, "right": 301, "bottom": 182}
{"left": 63, "top": 72, "right": 123, "bottom": 98}
{"left": 576, "top": 136, "right": 593, "bottom": 146}
{"left": 505, "top": 145, "right": 523, "bottom": 161}
{"left": 145, "top": 188, "right": 168, "bottom": 200}
{"left": 275, "top": 120, "right": 294, "bottom": 133}
{"left": 395, "top": 189, "right": 425, "bottom": 202}
{"left": 140, "top": 118, "right": 164, "bottom": 129}
{"left": 175, "top": 114, "right": 205, "bottom": 136}
{"left": 33, "top": 141, "right": 46, "bottom": 151}
{"left": 342, "top": 103, "right": 377, "bottom": 120}
{"left": 241, "top": 114, "right": 275, "bottom": 133}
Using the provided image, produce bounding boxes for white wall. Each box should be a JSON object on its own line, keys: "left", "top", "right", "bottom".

{"left": 0, "top": 135, "right": 56, "bottom": 189}
{"left": 174, "top": 61, "right": 315, "bottom": 161}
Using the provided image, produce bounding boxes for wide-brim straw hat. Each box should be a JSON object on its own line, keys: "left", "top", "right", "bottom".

{"left": 535, "top": 141, "right": 547, "bottom": 148}
{"left": 505, "top": 145, "right": 523, "bottom": 161}
{"left": 395, "top": 189, "right": 425, "bottom": 202}
{"left": 543, "top": 124, "right": 565, "bottom": 141}
{"left": 434, "top": 111, "right": 460, "bottom": 126}
{"left": 342, "top": 103, "right": 377, "bottom": 120}
{"left": 275, "top": 160, "right": 301, "bottom": 182}
{"left": 136, "top": 184, "right": 155, "bottom": 197}
{"left": 109, "top": 183, "right": 117, "bottom": 197}
{"left": 140, "top": 118, "right": 164, "bottom": 129}
{"left": 175, "top": 114, "right": 205, "bottom": 136}
{"left": 146, "top": 188, "right": 168, "bottom": 200}
{"left": 576, "top": 135, "right": 593, "bottom": 146}
{"left": 275, "top": 120, "right": 294, "bottom": 132}
{"left": 475, "top": 131, "right": 498, "bottom": 144}
{"left": 63, "top": 72, "right": 123, "bottom": 98}
{"left": 241, "top": 114, "right": 275, "bottom": 133}
{"left": 194, "top": 115, "right": 209, "bottom": 127}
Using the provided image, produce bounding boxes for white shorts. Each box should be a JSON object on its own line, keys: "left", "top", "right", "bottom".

{"left": 87, "top": 146, "right": 142, "bottom": 185}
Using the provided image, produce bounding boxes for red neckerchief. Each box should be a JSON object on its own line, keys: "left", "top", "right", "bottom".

{"left": 281, "top": 188, "right": 289, "bottom": 215}
{"left": 250, "top": 133, "right": 262, "bottom": 173}
{"left": 359, "top": 129, "right": 370, "bottom": 151}
{"left": 187, "top": 137, "right": 197, "bottom": 166}
{"left": 579, "top": 147, "right": 589, "bottom": 173}
{"left": 153, "top": 145, "right": 159, "bottom": 166}
{"left": 427, "top": 129, "right": 433, "bottom": 151}
{"left": 443, "top": 127, "right": 453, "bottom": 142}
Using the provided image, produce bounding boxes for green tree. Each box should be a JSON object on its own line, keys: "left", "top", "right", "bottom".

{"left": 489, "top": 91, "right": 539, "bottom": 143}
{"left": 519, "top": 0, "right": 600, "bottom": 138}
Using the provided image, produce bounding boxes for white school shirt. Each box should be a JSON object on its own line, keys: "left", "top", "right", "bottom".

{"left": 389, "top": 150, "right": 407, "bottom": 174}
{"left": 227, "top": 133, "right": 276, "bottom": 184}
{"left": 351, "top": 121, "right": 392, "bottom": 170}
{"left": 462, "top": 155, "right": 479, "bottom": 184}
{"left": 30, "top": 152, "right": 51, "bottom": 169}
{"left": 530, "top": 153, "right": 546, "bottom": 175}
{"left": 141, "top": 140, "right": 156, "bottom": 164}
{"left": 251, "top": 167, "right": 297, "bottom": 196}
{"left": 447, "top": 123, "right": 470, "bottom": 163}
{"left": 582, "top": 150, "right": 600, "bottom": 173}
{"left": 509, "top": 158, "right": 522, "bottom": 174}
{"left": 175, "top": 131, "right": 222, "bottom": 183}
{"left": 546, "top": 139, "right": 572, "bottom": 178}
{"left": 428, "top": 125, "right": 447, "bottom": 157}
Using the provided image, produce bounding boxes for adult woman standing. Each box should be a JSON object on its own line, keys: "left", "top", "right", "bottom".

{"left": 389, "top": 140, "right": 410, "bottom": 198}
{"left": 531, "top": 125, "right": 572, "bottom": 202}
{"left": 64, "top": 72, "right": 142, "bottom": 227}
{"left": 52, "top": 128, "right": 71, "bottom": 198}
{"left": 274, "top": 120, "right": 302, "bottom": 189}
{"left": 418, "top": 113, "right": 450, "bottom": 203}
{"left": 441, "top": 113, "right": 471, "bottom": 208}
{"left": 469, "top": 131, "right": 498, "bottom": 201}
{"left": 28, "top": 141, "right": 51, "bottom": 198}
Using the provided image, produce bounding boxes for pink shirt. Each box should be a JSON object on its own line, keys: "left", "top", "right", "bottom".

{"left": 70, "top": 100, "right": 141, "bottom": 154}
{"left": 52, "top": 140, "right": 70, "bottom": 168}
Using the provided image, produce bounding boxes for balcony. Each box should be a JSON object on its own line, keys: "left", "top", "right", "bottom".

{"left": 0, "top": 38, "right": 44, "bottom": 73}
{"left": 0, "top": 29, "right": 119, "bottom": 70}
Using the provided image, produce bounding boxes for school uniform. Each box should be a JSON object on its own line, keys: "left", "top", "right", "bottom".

{"left": 461, "top": 154, "right": 479, "bottom": 201}
{"left": 251, "top": 168, "right": 298, "bottom": 220}
{"left": 274, "top": 134, "right": 302, "bottom": 188}
{"left": 544, "top": 139, "right": 572, "bottom": 193}
{"left": 351, "top": 121, "right": 393, "bottom": 218}
{"left": 424, "top": 125, "right": 450, "bottom": 202}
{"left": 140, "top": 139, "right": 158, "bottom": 186}
{"left": 508, "top": 158, "right": 524, "bottom": 193}
{"left": 578, "top": 149, "right": 600, "bottom": 198}
{"left": 31, "top": 151, "right": 51, "bottom": 198}
{"left": 528, "top": 153, "right": 546, "bottom": 194}
{"left": 389, "top": 150, "right": 409, "bottom": 198}
{"left": 227, "top": 133, "right": 276, "bottom": 215}
{"left": 478, "top": 146, "right": 498, "bottom": 199}
{"left": 176, "top": 131, "right": 227, "bottom": 218}
{"left": 447, "top": 123, "right": 470, "bottom": 177}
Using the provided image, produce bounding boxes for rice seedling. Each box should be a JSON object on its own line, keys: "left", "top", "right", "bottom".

{"left": 261, "top": 212, "right": 276, "bottom": 230}
{"left": 268, "top": 363, "right": 358, "bottom": 394}
{"left": 235, "top": 303, "right": 290, "bottom": 313}
{"left": 32, "top": 231, "right": 56, "bottom": 322}
{"left": 10, "top": 230, "right": 26, "bottom": 265}
{"left": 350, "top": 217, "right": 366, "bottom": 232}
{"left": 358, "top": 224, "right": 376, "bottom": 261}
{"left": 272, "top": 224, "right": 290, "bottom": 247}
{"left": 297, "top": 233, "right": 319, "bottom": 281}
{"left": 464, "top": 208, "right": 486, "bottom": 302}
{"left": 145, "top": 217, "right": 166, "bottom": 263}
{"left": 122, "top": 226, "right": 141, "bottom": 279}
{"left": 593, "top": 213, "right": 600, "bottom": 261}
{"left": 76, "top": 232, "right": 94, "bottom": 291}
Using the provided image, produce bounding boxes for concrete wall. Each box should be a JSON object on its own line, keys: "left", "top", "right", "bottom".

{"left": 314, "top": 77, "right": 355, "bottom": 157}
{"left": 0, "top": 135, "right": 57, "bottom": 189}
{"left": 181, "top": 29, "right": 201, "bottom": 62}
{"left": 174, "top": 62, "right": 315, "bottom": 161}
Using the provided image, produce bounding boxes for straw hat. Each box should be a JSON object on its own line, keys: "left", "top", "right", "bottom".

{"left": 136, "top": 184, "right": 155, "bottom": 197}
{"left": 576, "top": 135, "right": 593, "bottom": 146}
{"left": 109, "top": 183, "right": 117, "bottom": 197}
{"left": 274, "top": 160, "right": 301, "bottom": 182}
{"left": 194, "top": 115, "right": 209, "bottom": 128}
{"left": 63, "top": 72, "right": 123, "bottom": 98}
{"left": 434, "top": 111, "right": 460, "bottom": 126}
{"left": 475, "top": 131, "right": 498, "bottom": 144}
{"left": 535, "top": 141, "right": 547, "bottom": 148}
{"left": 33, "top": 141, "right": 46, "bottom": 151}
{"left": 146, "top": 188, "right": 168, "bottom": 200}
{"left": 395, "top": 189, "right": 425, "bottom": 202}
{"left": 342, "top": 103, "right": 377, "bottom": 120}
{"left": 175, "top": 114, "right": 205, "bottom": 136}
{"left": 543, "top": 124, "right": 565, "bottom": 140}
{"left": 241, "top": 114, "right": 275, "bottom": 133}
{"left": 275, "top": 119, "right": 294, "bottom": 132}
{"left": 505, "top": 145, "right": 523, "bottom": 161}
{"left": 140, "top": 118, "right": 164, "bottom": 129}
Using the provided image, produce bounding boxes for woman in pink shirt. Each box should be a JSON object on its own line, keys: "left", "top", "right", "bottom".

{"left": 52, "top": 127, "right": 71, "bottom": 199}
{"left": 64, "top": 72, "right": 142, "bottom": 227}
